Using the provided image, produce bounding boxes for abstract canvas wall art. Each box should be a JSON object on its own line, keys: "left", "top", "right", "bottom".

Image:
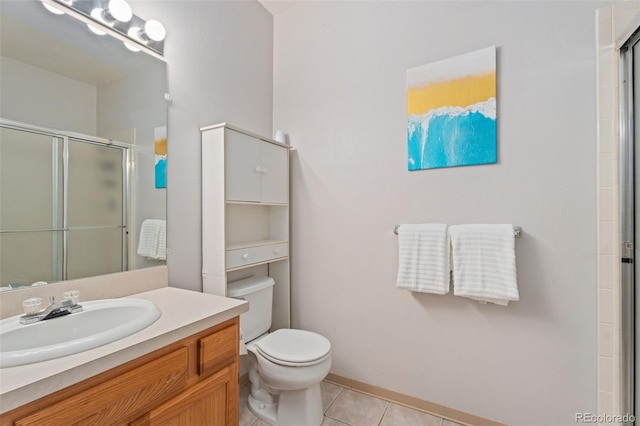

{"left": 407, "top": 46, "right": 497, "bottom": 170}
{"left": 154, "top": 126, "right": 167, "bottom": 188}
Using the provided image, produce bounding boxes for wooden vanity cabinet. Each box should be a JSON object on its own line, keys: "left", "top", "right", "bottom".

{"left": 0, "top": 317, "right": 240, "bottom": 426}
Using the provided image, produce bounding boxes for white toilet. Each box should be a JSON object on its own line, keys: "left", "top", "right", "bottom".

{"left": 227, "top": 276, "right": 332, "bottom": 426}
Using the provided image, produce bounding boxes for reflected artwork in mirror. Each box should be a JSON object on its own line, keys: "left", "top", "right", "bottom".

{"left": 0, "top": 0, "right": 167, "bottom": 290}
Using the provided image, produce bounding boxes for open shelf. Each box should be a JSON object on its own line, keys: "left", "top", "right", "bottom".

{"left": 226, "top": 239, "right": 288, "bottom": 251}
{"left": 225, "top": 204, "right": 288, "bottom": 247}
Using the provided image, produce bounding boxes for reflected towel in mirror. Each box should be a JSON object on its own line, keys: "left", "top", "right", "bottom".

{"left": 138, "top": 219, "right": 166, "bottom": 259}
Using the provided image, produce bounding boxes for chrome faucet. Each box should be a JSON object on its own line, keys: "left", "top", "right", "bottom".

{"left": 20, "top": 296, "right": 83, "bottom": 325}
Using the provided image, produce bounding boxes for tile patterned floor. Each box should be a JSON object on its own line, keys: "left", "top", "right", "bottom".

{"left": 240, "top": 380, "right": 465, "bottom": 426}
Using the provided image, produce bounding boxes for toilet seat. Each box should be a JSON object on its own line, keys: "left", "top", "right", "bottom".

{"left": 254, "top": 329, "right": 331, "bottom": 367}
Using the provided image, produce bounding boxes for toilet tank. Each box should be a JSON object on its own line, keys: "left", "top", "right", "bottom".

{"left": 227, "top": 276, "right": 275, "bottom": 343}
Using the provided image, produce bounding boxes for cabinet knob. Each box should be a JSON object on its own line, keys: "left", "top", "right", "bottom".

{"left": 274, "top": 249, "right": 280, "bottom": 255}
{"left": 242, "top": 253, "right": 249, "bottom": 260}
{"left": 255, "top": 166, "right": 263, "bottom": 173}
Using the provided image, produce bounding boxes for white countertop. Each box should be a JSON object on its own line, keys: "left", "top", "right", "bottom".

{"left": 0, "top": 287, "right": 248, "bottom": 414}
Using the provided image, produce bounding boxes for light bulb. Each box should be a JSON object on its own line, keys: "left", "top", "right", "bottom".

{"left": 124, "top": 41, "right": 140, "bottom": 52}
{"left": 106, "top": 0, "right": 132, "bottom": 23}
{"left": 142, "top": 20, "right": 165, "bottom": 42}
{"left": 87, "top": 22, "right": 106, "bottom": 35}
{"left": 93, "top": 0, "right": 132, "bottom": 24}
{"left": 42, "top": 1, "right": 65, "bottom": 15}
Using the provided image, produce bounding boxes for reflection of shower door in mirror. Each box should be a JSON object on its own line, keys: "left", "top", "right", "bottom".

{"left": 66, "top": 138, "right": 126, "bottom": 280}
{"left": 0, "top": 127, "right": 64, "bottom": 286}
{"left": 0, "top": 123, "right": 128, "bottom": 287}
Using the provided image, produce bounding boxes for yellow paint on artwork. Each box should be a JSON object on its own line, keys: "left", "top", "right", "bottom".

{"left": 155, "top": 138, "right": 167, "bottom": 156}
{"left": 407, "top": 72, "right": 496, "bottom": 115}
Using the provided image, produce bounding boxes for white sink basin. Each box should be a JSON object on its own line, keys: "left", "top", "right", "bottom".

{"left": 0, "top": 298, "right": 161, "bottom": 368}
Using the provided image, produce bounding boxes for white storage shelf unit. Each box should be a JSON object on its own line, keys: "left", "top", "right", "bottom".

{"left": 201, "top": 123, "right": 290, "bottom": 330}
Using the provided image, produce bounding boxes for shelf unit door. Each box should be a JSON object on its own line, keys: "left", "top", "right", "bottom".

{"left": 260, "top": 142, "right": 288, "bottom": 204}
{"left": 225, "top": 129, "right": 261, "bottom": 203}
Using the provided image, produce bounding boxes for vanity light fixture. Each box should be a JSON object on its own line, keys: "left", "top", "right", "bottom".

{"left": 124, "top": 19, "right": 166, "bottom": 52}
{"left": 40, "top": 0, "right": 166, "bottom": 59}
{"left": 41, "top": 1, "right": 65, "bottom": 15}
{"left": 133, "top": 20, "right": 166, "bottom": 42}
{"left": 91, "top": 0, "right": 133, "bottom": 24}
{"left": 125, "top": 19, "right": 165, "bottom": 52}
{"left": 123, "top": 40, "right": 140, "bottom": 52}
{"left": 86, "top": 23, "right": 107, "bottom": 36}
{"left": 88, "top": 0, "right": 132, "bottom": 35}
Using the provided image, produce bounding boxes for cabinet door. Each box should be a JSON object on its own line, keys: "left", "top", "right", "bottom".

{"left": 15, "top": 348, "right": 189, "bottom": 426}
{"left": 225, "top": 129, "right": 261, "bottom": 202}
{"left": 131, "top": 365, "right": 238, "bottom": 426}
{"left": 260, "top": 142, "right": 288, "bottom": 204}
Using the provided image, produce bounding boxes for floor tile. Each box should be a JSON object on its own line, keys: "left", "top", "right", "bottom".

{"left": 240, "top": 379, "right": 452, "bottom": 426}
{"left": 321, "top": 381, "right": 343, "bottom": 412}
{"left": 380, "top": 403, "right": 443, "bottom": 426}
{"left": 321, "top": 416, "right": 351, "bottom": 426}
{"left": 325, "top": 389, "right": 389, "bottom": 426}
{"left": 239, "top": 382, "right": 258, "bottom": 426}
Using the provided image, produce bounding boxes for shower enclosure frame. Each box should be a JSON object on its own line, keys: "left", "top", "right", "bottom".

{"left": 620, "top": 27, "right": 640, "bottom": 425}
{"left": 0, "top": 119, "right": 131, "bottom": 285}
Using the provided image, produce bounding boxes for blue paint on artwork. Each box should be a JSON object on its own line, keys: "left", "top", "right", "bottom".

{"left": 155, "top": 157, "right": 167, "bottom": 188}
{"left": 407, "top": 103, "right": 497, "bottom": 170}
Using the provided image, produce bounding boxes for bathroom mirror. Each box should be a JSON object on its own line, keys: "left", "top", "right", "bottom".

{"left": 0, "top": 0, "right": 167, "bottom": 289}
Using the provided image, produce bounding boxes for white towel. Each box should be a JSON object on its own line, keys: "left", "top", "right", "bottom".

{"left": 137, "top": 219, "right": 166, "bottom": 259}
{"left": 157, "top": 220, "right": 167, "bottom": 260}
{"left": 396, "top": 223, "right": 450, "bottom": 294}
{"left": 449, "top": 224, "right": 519, "bottom": 306}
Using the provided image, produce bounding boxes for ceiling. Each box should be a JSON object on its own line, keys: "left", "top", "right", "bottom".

{"left": 257, "top": 1, "right": 299, "bottom": 16}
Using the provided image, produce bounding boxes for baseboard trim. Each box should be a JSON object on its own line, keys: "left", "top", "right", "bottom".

{"left": 239, "top": 372, "right": 249, "bottom": 386}
{"left": 239, "top": 371, "right": 503, "bottom": 426}
{"left": 324, "top": 373, "right": 505, "bottom": 426}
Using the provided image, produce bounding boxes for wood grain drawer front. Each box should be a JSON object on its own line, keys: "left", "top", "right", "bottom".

{"left": 226, "top": 242, "right": 288, "bottom": 269}
{"left": 16, "top": 348, "right": 189, "bottom": 426}
{"left": 199, "top": 324, "right": 238, "bottom": 376}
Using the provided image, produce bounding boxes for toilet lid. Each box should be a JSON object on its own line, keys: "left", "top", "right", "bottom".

{"left": 255, "top": 329, "right": 331, "bottom": 364}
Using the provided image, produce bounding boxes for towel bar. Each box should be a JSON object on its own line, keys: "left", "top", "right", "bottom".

{"left": 393, "top": 225, "right": 522, "bottom": 237}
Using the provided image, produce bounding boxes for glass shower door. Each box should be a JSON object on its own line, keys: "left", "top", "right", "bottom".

{"left": 621, "top": 27, "right": 640, "bottom": 425}
{"left": 635, "top": 40, "right": 640, "bottom": 424}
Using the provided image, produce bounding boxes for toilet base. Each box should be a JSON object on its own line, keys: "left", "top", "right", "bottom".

{"left": 248, "top": 383, "right": 324, "bottom": 426}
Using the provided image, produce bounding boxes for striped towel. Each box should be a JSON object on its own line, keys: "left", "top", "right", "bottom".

{"left": 449, "top": 224, "right": 519, "bottom": 306}
{"left": 137, "top": 219, "right": 166, "bottom": 259}
{"left": 396, "top": 224, "right": 450, "bottom": 294}
{"left": 157, "top": 220, "right": 167, "bottom": 260}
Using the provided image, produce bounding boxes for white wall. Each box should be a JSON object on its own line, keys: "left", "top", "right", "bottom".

{"left": 130, "top": 0, "right": 274, "bottom": 291}
{"left": 0, "top": 56, "right": 97, "bottom": 134}
{"left": 97, "top": 63, "right": 168, "bottom": 270}
{"left": 273, "top": 1, "right": 601, "bottom": 425}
